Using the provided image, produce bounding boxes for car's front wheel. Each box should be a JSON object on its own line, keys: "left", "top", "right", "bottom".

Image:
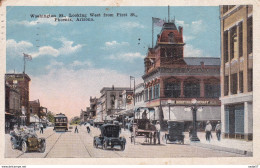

{"left": 120, "top": 143, "right": 125, "bottom": 151}
{"left": 22, "top": 141, "right": 28, "bottom": 153}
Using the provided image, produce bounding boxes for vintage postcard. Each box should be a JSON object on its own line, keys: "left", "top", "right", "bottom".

{"left": 0, "top": 0, "right": 259, "bottom": 165}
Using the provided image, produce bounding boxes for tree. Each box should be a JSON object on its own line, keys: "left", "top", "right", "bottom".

{"left": 46, "top": 111, "right": 55, "bottom": 123}
{"left": 70, "top": 116, "right": 81, "bottom": 125}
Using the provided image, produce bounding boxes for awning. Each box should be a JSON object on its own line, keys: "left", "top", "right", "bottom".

{"left": 162, "top": 106, "right": 220, "bottom": 121}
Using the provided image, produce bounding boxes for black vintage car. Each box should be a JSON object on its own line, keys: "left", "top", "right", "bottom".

{"left": 93, "top": 124, "right": 126, "bottom": 151}
{"left": 164, "top": 121, "right": 185, "bottom": 144}
{"left": 10, "top": 127, "right": 46, "bottom": 153}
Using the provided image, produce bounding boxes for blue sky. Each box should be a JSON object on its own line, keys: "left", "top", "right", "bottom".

{"left": 6, "top": 6, "right": 220, "bottom": 118}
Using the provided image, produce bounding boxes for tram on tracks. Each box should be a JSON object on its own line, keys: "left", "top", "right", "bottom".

{"left": 53, "top": 113, "right": 68, "bottom": 132}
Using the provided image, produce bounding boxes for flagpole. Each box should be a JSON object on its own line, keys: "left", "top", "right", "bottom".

{"left": 23, "top": 54, "right": 26, "bottom": 74}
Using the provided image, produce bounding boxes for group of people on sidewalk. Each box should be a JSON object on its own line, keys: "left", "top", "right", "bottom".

{"left": 205, "top": 120, "right": 221, "bottom": 142}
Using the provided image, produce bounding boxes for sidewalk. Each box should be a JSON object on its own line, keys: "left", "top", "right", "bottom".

{"left": 186, "top": 132, "right": 253, "bottom": 156}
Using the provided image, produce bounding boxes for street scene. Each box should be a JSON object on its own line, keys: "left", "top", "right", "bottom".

{"left": 4, "top": 5, "right": 253, "bottom": 158}
{"left": 5, "top": 125, "right": 247, "bottom": 158}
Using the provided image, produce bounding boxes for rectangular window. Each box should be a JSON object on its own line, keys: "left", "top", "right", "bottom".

{"left": 225, "top": 106, "right": 229, "bottom": 133}
{"left": 247, "top": 17, "right": 253, "bottom": 54}
{"left": 235, "top": 105, "right": 244, "bottom": 134}
{"left": 224, "top": 76, "right": 229, "bottom": 96}
{"left": 144, "top": 89, "right": 148, "bottom": 101}
{"left": 239, "top": 22, "right": 243, "bottom": 57}
{"left": 231, "top": 73, "right": 238, "bottom": 95}
{"left": 239, "top": 71, "right": 243, "bottom": 93}
{"left": 224, "top": 31, "right": 229, "bottom": 63}
{"left": 248, "top": 69, "right": 253, "bottom": 92}
{"left": 230, "top": 26, "right": 238, "bottom": 60}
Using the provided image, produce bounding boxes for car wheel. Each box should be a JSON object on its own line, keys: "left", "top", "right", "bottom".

{"left": 103, "top": 142, "right": 107, "bottom": 150}
{"left": 120, "top": 143, "right": 125, "bottom": 151}
{"left": 11, "top": 142, "right": 16, "bottom": 150}
{"left": 22, "top": 141, "right": 28, "bottom": 153}
{"left": 39, "top": 142, "right": 46, "bottom": 153}
{"left": 93, "top": 140, "right": 98, "bottom": 148}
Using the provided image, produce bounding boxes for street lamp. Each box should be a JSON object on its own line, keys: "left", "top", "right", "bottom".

{"left": 167, "top": 99, "right": 172, "bottom": 121}
{"left": 184, "top": 98, "right": 203, "bottom": 142}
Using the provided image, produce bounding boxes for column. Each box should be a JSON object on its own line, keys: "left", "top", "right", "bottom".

{"left": 228, "top": 30, "right": 231, "bottom": 95}
{"left": 200, "top": 79, "right": 205, "bottom": 98}
{"left": 237, "top": 24, "right": 240, "bottom": 94}
{"left": 221, "top": 104, "right": 225, "bottom": 138}
{"left": 160, "top": 79, "right": 165, "bottom": 98}
{"left": 244, "top": 101, "right": 253, "bottom": 141}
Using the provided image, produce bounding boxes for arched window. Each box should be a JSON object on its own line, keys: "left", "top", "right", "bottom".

{"left": 164, "top": 77, "right": 181, "bottom": 98}
{"left": 160, "top": 48, "right": 166, "bottom": 57}
{"left": 184, "top": 77, "right": 200, "bottom": 98}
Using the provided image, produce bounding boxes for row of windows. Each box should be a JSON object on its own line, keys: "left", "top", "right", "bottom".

{"left": 223, "top": 5, "right": 236, "bottom": 14}
{"left": 224, "top": 69, "right": 253, "bottom": 96}
{"left": 144, "top": 82, "right": 220, "bottom": 101}
{"left": 145, "top": 84, "right": 160, "bottom": 101}
{"left": 160, "top": 48, "right": 182, "bottom": 59}
{"left": 223, "top": 17, "right": 253, "bottom": 63}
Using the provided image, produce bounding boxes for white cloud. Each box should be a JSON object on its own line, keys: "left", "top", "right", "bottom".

{"left": 191, "top": 20, "right": 203, "bottom": 34}
{"left": 7, "top": 38, "right": 83, "bottom": 58}
{"left": 70, "top": 60, "right": 92, "bottom": 67}
{"left": 45, "top": 60, "right": 64, "bottom": 70}
{"left": 176, "top": 19, "right": 204, "bottom": 35}
{"left": 29, "top": 67, "right": 141, "bottom": 119}
{"left": 7, "top": 39, "right": 33, "bottom": 57}
{"left": 183, "top": 35, "right": 195, "bottom": 42}
{"left": 102, "top": 41, "right": 129, "bottom": 50}
{"left": 184, "top": 44, "right": 211, "bottom": 57}
{"left": 109, "top": 52, "right": 145, "bottom": 62}
{"left": 58, "top": 38, "right": 82, "bottom": 55}
{"left": 32, "top": 46, "right": 59, "bottom": 58}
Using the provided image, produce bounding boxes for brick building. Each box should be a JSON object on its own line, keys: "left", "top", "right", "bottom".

{"left": 220, "top": 5, "right": 253, "bottom": 140}
{"left": 142, "top": 20, "right": 221, "bottom": 129}
{"left": 5, "top": 73, "right": 31, "bottom": 125}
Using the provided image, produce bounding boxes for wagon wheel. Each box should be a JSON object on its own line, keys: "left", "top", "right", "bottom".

{"left": 149, "top": 132, "right": 153, "bottom": 144}
{"left": 22, "top": 141, "right": 28, "bottom": 153}
{"left": 153, "top": 132, "right": 156, "bottom": 145}
{"left": 39, "top": 141, "right": 46, "bottom": 153}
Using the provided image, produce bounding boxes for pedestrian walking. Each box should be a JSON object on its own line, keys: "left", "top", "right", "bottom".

{"left": 205, "top": 121, "right": 212, "bottom": 142}
{"left": 188, "top": 125, "right": 193, "bottom": 137}
{"left": 40, "top": 123, "right": 44, "bottom": 134}
{"left": 215, "top": 121, "right": 221, "bottom": 141}
{"left": 74, "top": 125, "right": 79, "bottom": 133}
{"left": 155, "top": 121, "right": 161, "bottom": 144}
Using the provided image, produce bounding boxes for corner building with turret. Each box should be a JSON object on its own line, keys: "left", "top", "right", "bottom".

{"left": 142, "top": 20, "right": 221, "bottom": 130}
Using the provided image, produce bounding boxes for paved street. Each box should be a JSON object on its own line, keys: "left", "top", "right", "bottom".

{"left": 5, "top": 125, "right": 246, "bottom": 158}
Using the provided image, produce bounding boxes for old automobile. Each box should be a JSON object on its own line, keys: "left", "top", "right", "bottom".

{"left": 164, "top": 120, "right": 185, "bottom": 144}
{"left": 93, "top": 124, "right": 126, "bottom": 151}
{"left": 10, "top": 126, "right": 46, "bottom": 153}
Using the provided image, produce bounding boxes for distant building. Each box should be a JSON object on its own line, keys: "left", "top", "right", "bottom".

{"left": 142, "top": 20, "right": 221, "bottom": 129}
{"left": 220, "top": 5, "right": 253, "bottom": 141}
{"left": 5, "top": 73, "right": 31, "bottom": 125}
{"left": 99, "top": 86, "right": 130, "bottom": 121}
{"left": 89, "top": 96, "right": 98, "bottom": 118}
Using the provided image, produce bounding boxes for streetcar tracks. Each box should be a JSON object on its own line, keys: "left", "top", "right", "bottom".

{"left": 80, "top": 127, "right": 123, "bottom": 157}
{"left": 77, "top": 132, "right": 93, "bottom": 157}
{"left": 44, "top": 133, "right": 63, "bottom": 158}
{"left": 16, "top": 132, "right": 56, "bottom": 158}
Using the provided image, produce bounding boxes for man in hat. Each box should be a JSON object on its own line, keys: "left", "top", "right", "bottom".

{"left": 155, "top": 121, "right": 161, "bottom": 144}
{"left": 215, "top": 121, "right": 221, "bottom": 141}
{"left": 205, "top": 120, "right": 212, "bottom": 142}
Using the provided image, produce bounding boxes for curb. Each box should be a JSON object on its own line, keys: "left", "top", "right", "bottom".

{"left": 190, "top": 142, "right": 253, "bottom": 156}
